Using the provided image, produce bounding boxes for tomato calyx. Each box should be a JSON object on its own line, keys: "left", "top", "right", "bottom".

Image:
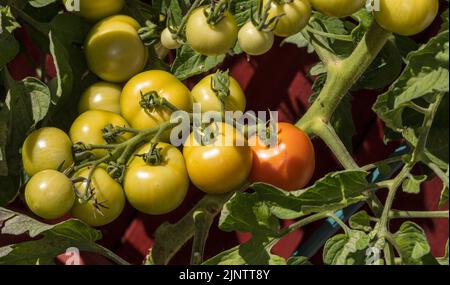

{"left": 138, "top": 20, "right": 160, "bottom": 46}
{"left": 139, "top": 90, "right": 180, "bottom": 112}
{"left": 136, "top": 143, "right": 165, "bottom": 165}
{"left": 252, "top": 0, "right": 285, "bottom": 32}
{"left": 106, "top": 161, "right": 127, "bottom": 183}
{"left": 203, "top": 0, "right": 229, "bottom": 25}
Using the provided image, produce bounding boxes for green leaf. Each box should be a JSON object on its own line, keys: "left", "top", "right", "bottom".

{"left": 28, "top": 0, "right": 59, "bottom": 8}
{"left": 219, "top": 170, "right": 369, "bottom": 235}
{"left": 203, "top": 236, "right": 286, "bottom": 265}
{"left": 373, "top": 25, "right": 449, "bottom": 161}
{"left": 437, "top": 240, "right": 449, "bottom": 265}
{"left": 393, "top": 221, "right": 439, "bottom": 265}
{"left": 287, "top": 256, "right": 312, "bottom": 265}
{"left": 230, "top": 0, "right": 257, "bottom": 28}
{"left": 0, "top": 208, "right": 128, "bottom": 265}
{"left": 439, "top": 167, "right": 449, "bottom": 208}
{"left": 348, "top": 211, "right": 372, "bottom": 232}
{"left": 323, "top": 230, "right": 370, "bottom": 265}
{"left": 0, "top": 6, "right": 20, "bottom": 70}
{"left": 171, "top": 45, "right": 226, "bottom": 80}
{"left": 402, "top": 175, "right": 427, "bottom": 194}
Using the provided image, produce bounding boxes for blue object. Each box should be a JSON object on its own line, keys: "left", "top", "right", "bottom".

{"left": 293, "top": 145, "right": 409, "bottom": 258}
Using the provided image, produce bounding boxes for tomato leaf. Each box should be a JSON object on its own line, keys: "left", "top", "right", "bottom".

{"left": 0, "top": 6, "right": 20, "bottom": 70}
{"left": 0, "top": 208, "right": 129, "bottom": 265}
{"left": 219, "top": 170, "right": 370, "bottom": 236}
{"left": 203, "top": 236, "right": 286, "bottom": 265}
{"left": 171, "top": 45, "right": 225, "bottom": 80}
{"left": 287, "top": 256, "right": 312, "bottom": 265}
{"left": 402, "top": 174, "right": 427, "bottom": 194}
{"left": 348, "top": 210, "right": 372, "bottom": 232}
{"left": 439, "top": 167, "right": 449, "bottom": 208}
{"left": 393, "top": 221, "right": 439, "bottom": 265}
{"left": 323, "top": 230, "right": 370, "bottom": 265}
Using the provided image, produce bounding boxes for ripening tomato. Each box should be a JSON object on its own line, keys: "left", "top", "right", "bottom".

{"left": 238, "top": 21, "right": 274, "bottom": 56}
{"left": 186, "top": 7, "right": 238, "bottom": 56}
{"left": 78, "top": 82, "right": 122, "bottom": 114}
{"left": 77, "top": 0, "right": 125, "bottom": 22}
{"left": 25, "top": 170, "right": 75, "bottom": 220}
{"left": 309, "top": 0, "right": 365, "bottom": 17}
{"left": 249, "top": 123, "right": 315, "bottom": 191}
{"left": 85, "top": 15, "right": 147, "bottom": 83}
{"left": 374, "top": 0, "right": 439, "bottom": 36}
{"left": 71, "top": 167, "right": 125, "bottom": 227}
{"left": 191, "top": 73, "right": 246, "bottom": 113}
{"left": 265, "top": 0, "right": 311, "bottom": 37}
{"left": 160, "top": 28, "right": 182, "bottom": 50}
{"left": 124, "top": 142, "right": 189, "bottom": 215}
{"left": 183, "top": 123, "right": 253, "bottom": 194}
{"left": 22, "top": 127, "right": 74, "bottom": 176}
{"left": 120, "top": 70, "right": 192, "bottom": 141}
{"left": 69, "top": 110, "right": 132, "bottom": 157}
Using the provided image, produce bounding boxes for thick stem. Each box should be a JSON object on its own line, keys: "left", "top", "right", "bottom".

{"left": 297, "top": 21, "right": 391, "bottom": 132}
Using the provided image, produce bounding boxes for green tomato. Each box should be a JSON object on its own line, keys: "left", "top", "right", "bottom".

{"left": 124, "top": 142, "right": 190, "bottom": 215}
{"left": 191, "top": 74, "right": 246, "bottom": 112}
{"left": 265, "top": 0, "right": 311, "bottom": 37}
{"left": 77, "top": 0, "right": 125, "bottom": 22}
{"left": 25, "top": 170, "right": 75, "bottom": 220}
{"left": 374, "top": 0, "right": 439, "bottom": 36}
{"left": 79, "top": 81, "right": 122, "bottom": 114}
{"left": 22, "top": 127, "right": 74, "bottom": 176}
{"left": 69, "top": 110, "right": 133, "bottom": 158}
{"left": 71, "top": 167, "right": 125, "bottom": 227}
{"left": 238, "top": 21, "right": 274, "bottom": 56}
{"left": 309, "top": 0, "right": 365, "bottom": 17}
{"left": 160, "top": 28, "right": 182, "bottom": 50}
{"left": 85, "top": 15, "right": 148, "bottom": 83}
{"left": 186, "top": 7, "right": 238, "bottom": 56}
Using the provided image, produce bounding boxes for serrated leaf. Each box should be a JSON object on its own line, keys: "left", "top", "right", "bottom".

{"left": 393, "top": 221, "right": 439, "bottom": 265}
{"left": 349, "top": 211, "right": 372, "bottom": 232}
{"left": 171, "top": 45, "right": 225, "bottom": 80}
{"left": 323, "top": 230, "right": 370, "bottom": 265}
{"left": 0, "top": 6, "right": 20, "bottom": 69}
{"left": 402, "top": 175, "right": 427, "bottom": 194}
{"left": 0, "top": 208, "right": 127, "bottom": 265}
{"left": 219, "top": 170, "right": 369, "bottom": 236}
{"left": 203, "top": 236, "right": 286, "bottom": 265}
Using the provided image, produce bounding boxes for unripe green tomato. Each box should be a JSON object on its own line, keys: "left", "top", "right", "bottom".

{"left": 22, "top": 127, "right": 74, "bottom": 176}
{"left": 186, "top": 7, "right": 238, "bottom": 56}
{"left": 79, "top": 82, "right": 122, "bottom": 114}
{"left": 160, "top": 28, "right": 182, "bottom": 50}
{"left": 85, "top": 15, "right": 148, "bottom": 83}
{"left": 124, "top": 142, "right": 190, "bottom": 215}
{"left": 77, "top": 0, "right": 125, "bottom": 23}
{"left": 374, "top": 0, "right": 439, "bottom": 36}
{"left": 191, "top": 74, "right": 246, "bottom": 112}
{"left": 25, "top": 170, "right": 75, "bottom": 220}
{"left": 238, "top": 21, "right": 274, "bottom": 56}
{"left": 309, "top": 0, "right": 365, "bottom": 17}
{"left": 265, "top": 0, "right": 311, "bottom": 37}
{"left": 71, "top": 167, "right": 125, "bottom": 227}
{"left": 69, "top": 110, "right": 133, "bottom": 158}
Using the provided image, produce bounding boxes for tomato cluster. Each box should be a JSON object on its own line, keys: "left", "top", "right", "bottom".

{"left": 22, "top": 0, "right": 438, "bottom": 227}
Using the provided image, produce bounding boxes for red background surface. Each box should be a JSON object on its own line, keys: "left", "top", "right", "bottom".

{"left": 1, "top": 9, "right": 448, "bottom": 265}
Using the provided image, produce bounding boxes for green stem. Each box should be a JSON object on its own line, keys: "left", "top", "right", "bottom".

{"left": 362, "top": 156, "right": 405, "bottom": 171}
{"left": 175, "top": 0, "right": 204, "bottom": 37}
{"left": 297, "top": 21, "right": 391, "bottom": 132}
{"left": 11, "top": 6, "right": 50, "bottom": 35}
{"left": 328, "top": 212, "right": 351, "bottom": 234}
{"left": 190, "top": 210, "right": 215, "bottom": 265}
{"left": 93, "top": 244, "right": 130, "bottom": 265}
{"left": 305, "top": 26, "right": 354, "bottom": 42}
{"left": 389, "top": 210, "right": 449, "bottom": 219}
{"left": 425, "top": 160, "right": 449, "bottom": 189}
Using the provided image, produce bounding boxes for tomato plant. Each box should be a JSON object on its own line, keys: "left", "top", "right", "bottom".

{"left": 0, "top": 0, "right": 448, "bottom": 268}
